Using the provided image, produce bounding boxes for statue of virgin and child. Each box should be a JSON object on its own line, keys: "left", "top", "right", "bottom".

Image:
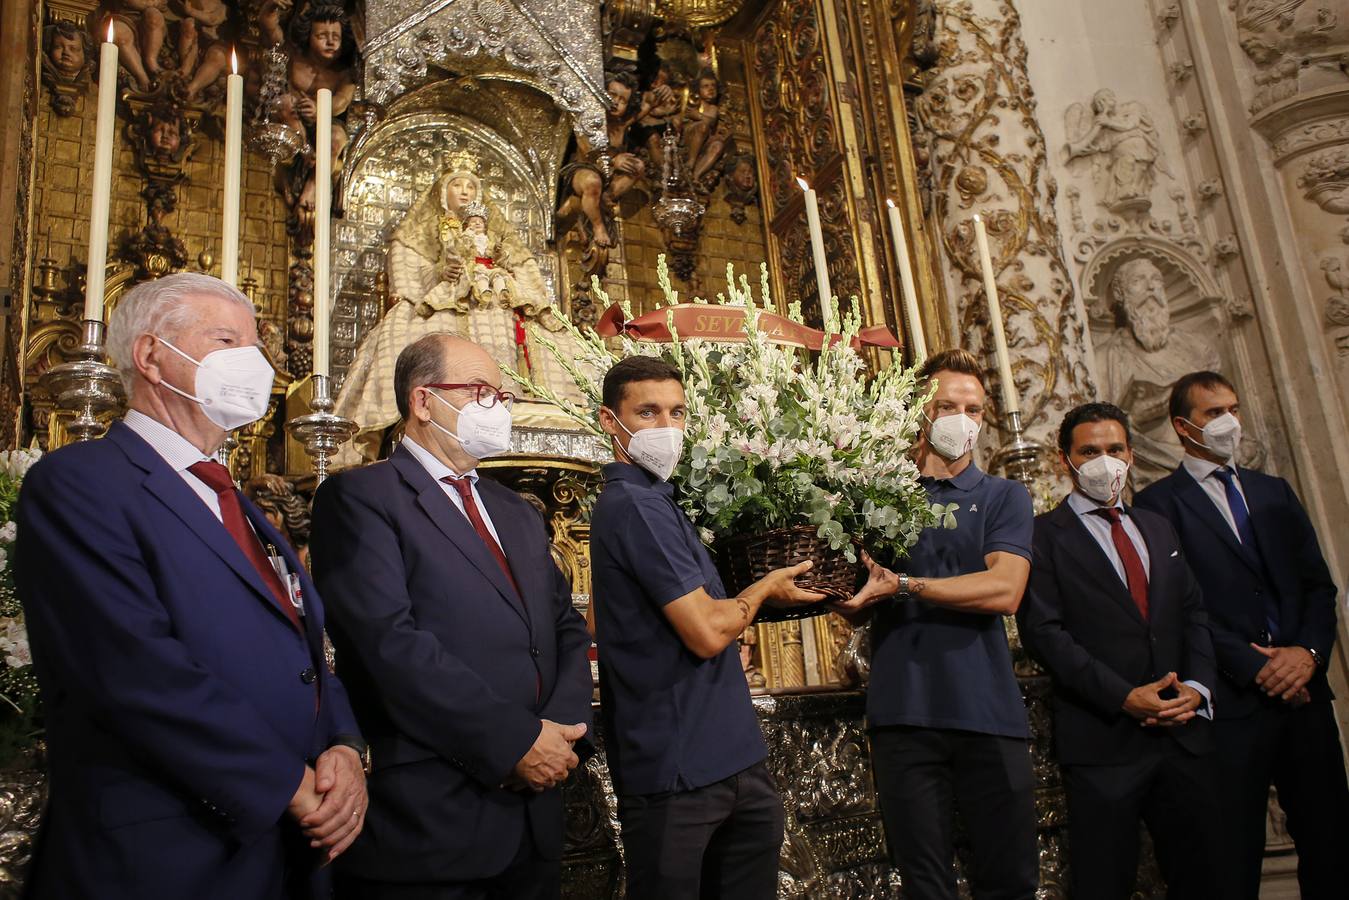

{"left": 333, "top": 154, "right": 588, "bottom": 466}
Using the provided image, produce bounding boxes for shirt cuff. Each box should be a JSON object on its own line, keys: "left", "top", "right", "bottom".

{"left": 1182, "top": 680, "right": 1213, "bottom": 720}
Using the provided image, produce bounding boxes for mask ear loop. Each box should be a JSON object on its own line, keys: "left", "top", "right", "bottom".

{"left": 424, "top": 388, "right": 470, "bottom": 446}
{"left": 151, "top": 336, "right": 209, "bottom": 406}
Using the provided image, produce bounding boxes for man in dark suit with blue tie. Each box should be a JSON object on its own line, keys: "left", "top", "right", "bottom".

{"left": 1135, "top": 371, "right": 1349, "bottom": 899}
{"left": 1018, "top": 402, "right": 1219, "bottom": 899}
{"left": 309, "top": 333, "right": 594, "bottom": 900}
{"left": 16, "top": 273, "right": 367, "bottom": 899}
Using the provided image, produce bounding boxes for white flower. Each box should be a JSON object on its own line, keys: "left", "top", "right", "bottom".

{"left": 0, "top": 617, "right": 29, "bottom": 668}
{"left": 0, "top": 521, "right": 16, "bottom": 543}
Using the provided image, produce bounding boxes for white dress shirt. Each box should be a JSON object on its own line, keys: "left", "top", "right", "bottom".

{"left": 123, "top": 410, "right": 220, "bottom": 521}
{"left": 1181, "top": 453, "right": 1248, "bottom": 540}
{"left": 1067, "top": 490, "right": 1212, "bottom": 717}
{"left": 400, "top": 436, "right": 504, "bottom": 548}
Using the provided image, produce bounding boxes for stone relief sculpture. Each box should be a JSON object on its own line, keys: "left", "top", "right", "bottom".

{"left": 1095, "top": 257, "right": 1221, "bottom": 483}
{"left": 1233, "top": 0, "right": 1341, "bottom": 113}
{"left": 1064, "top": 89, "right": 1172, "bottom": 212}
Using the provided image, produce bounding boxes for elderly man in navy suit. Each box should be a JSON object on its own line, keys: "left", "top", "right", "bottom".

{"left": 15, "top": 273, "right": 366, "bottom": 899}
{"left": 309, "top": 333, "right": 593, "bottom": 900}
{"left": 1018, "top": 402, "right": 1219, "bottom": 899}
{"left": 1135, "top": 371, "right": 1349, "bottom": 899}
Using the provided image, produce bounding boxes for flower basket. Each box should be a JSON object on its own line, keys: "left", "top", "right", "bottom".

{"left": 714, "top": 525, "right": 863, "bottom": 622}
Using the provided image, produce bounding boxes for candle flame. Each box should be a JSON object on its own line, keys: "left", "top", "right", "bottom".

{"left": 796, "top": 176, "right": 809, "bottom": 191}
{"left": 230, "top": 48, "right": 238, "bottom": 75}
{"left": 972, "top": 213, "right": 982, "bottom": 223}
{"left": 106, "top": 19, "right": 115, "bottom": 42}
{"left": 886, "top": 198, "right": 896, "bottom": 209}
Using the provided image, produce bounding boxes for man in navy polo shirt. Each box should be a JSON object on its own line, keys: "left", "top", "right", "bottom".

{"left": 835, "top": 348, "right": 1038, "bottom": 900}
{"left": 590, "top": 355, "right": 824, "bottom": 900}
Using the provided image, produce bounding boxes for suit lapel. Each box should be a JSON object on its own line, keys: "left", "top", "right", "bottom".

{"left": 390, "top": 448, "right": 529, "bottom": 629}
{"left": 1050, "top": 501, "right": 1147, "bottom": 627}
{"left": 479, "top": 482, "right": 536, "bottom": 631}
{"left": 1128, "top": 506, "right": 1171, "bottom": 619}
{"left": 1171, "top": 465, "right": 1260, "bottom": 576}
{"left": 108, "top": 424, "right": 297, "bottom": 628}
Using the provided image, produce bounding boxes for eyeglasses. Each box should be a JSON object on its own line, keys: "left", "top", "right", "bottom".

{"left": 422, "top": 383, "right": 516, "bottom": 409}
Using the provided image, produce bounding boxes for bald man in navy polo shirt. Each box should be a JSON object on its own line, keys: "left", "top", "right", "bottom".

{"left": 590, "top": 355, "right": 824, "bottom": 900}
{"left": 835, "top": 349, "right": 1038, "bottom": 900}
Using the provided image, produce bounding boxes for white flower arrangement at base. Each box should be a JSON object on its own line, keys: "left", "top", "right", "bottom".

{"left": 509, "top": 256, "right": 949, "bottom": 571}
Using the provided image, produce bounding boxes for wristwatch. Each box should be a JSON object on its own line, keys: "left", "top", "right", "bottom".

{"left": 1304, "top": 646, "right": 1324, "bottom": 669}
{"left": 897, "top": 573, "right": 912, "bottom": 599}
{"left": 332, "top": 735, "right": 373, "bottom": 775}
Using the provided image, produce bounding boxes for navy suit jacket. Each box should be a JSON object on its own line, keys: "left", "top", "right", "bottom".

{"left": 1018, "top": 500, "right": 1215, "bottom": 765}
{"left": 15, "top": 421, "right": 359, "bottom": 900}
{"left": 308, "top": 444, "right": 594, "bottom": 884}
{"left": 1134, "top": 464, "right": 1339, "bottom": 717}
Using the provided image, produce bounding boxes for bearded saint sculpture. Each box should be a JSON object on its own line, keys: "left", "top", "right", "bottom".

{"left": 1096, "top": 257, "right": 1221, "bottom": 484}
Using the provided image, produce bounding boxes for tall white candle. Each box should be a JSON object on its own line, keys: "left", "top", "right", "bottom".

{"left": 220, "top": 50, "right": 243, "bottom": 287}
{"left": 85, "top": 20, "right": 119, "bottom": 322}
{"left": 972, "top": 214, "right": 1019, "bottom": 414}
{"left": 312, "top": 88, "right": 333, "bottom": 378}
{"left": 796, "top": 177, "right": 834, "bottom": 320}
{"left": 885, "top": 198, "right": 927, "bottom": 363}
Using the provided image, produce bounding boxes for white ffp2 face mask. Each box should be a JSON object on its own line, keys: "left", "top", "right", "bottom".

{"left": 426, "top": 389, "right": 513, "bottom": 460}
{"left": 609, "top": 412, "right": 684, "bottom": 482}
{"left": 1071, "top": 454, "right": 1130, "bottom": 504}
{"left": 924, "top": 411, "right": 981, "bottom": 460}
{"left": 1182, "top": 412, "right": 1242, "bottom": 462}
{"left": 156, "top": 337, "right": 275, "bottom": 431}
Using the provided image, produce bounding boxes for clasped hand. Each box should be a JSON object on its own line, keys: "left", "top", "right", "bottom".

{"left": 1252, "top": 644, "right": 1315, "bottom": 704}
{"left": 1122, "top": 672, "right": 1202, "bottom": 727}
{"left": 287, "top": 745, "right": 368, "bottom": 863}
{"left": 507, "top": 720, "right": 587, "bottom": 793}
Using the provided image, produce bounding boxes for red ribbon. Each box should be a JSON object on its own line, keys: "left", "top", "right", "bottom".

{"left": 595, "top": 303, "right": 901, "bottom": 351}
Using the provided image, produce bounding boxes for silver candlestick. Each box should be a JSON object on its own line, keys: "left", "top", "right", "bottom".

{"left": 285, "top": 374, "right": 356, "bottom": 485}
{"left": 41, "top": 319, "right": 126, "bottom": 442}
{"left": 990, "top": 408, "right": 1046, "bottom": 486}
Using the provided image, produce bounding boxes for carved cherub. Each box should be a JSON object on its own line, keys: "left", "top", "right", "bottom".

{"left": 178, "top": 0, "right": 231, "bottom": 101}
{"left": 261, "top": 0, "right": 357, "bottom": 223}
{"left": 685, "top": 68, "right": 731, "bottom": 186}
{"left": 558, "top": 68, "right": 646, "bottom": 249}
{"left": 106, "top": 0, "right": 169, "bottom": 92}
{"left": 42, "top": 19, "right": 93, "bottom": 115}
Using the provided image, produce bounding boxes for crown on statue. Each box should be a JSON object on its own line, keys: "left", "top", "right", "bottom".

{"left": 460, "top": 200, "right": 489, "bottom": 221}
{"left": 444, "top": 148, "right": 480, "bottom": 179}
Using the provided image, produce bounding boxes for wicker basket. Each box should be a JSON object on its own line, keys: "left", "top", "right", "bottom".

{"left": 713, "top": 525, "right": 863, "bottom": 622}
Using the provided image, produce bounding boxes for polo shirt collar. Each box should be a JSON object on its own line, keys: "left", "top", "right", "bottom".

{"left": 603, "top": 460, "right": 672, "bottom": 496}
{"left": 921, "top": 461, "right": 985, "bottom": 492}
{"left": 401, "top": 435, "right": 478, "bottom": 485}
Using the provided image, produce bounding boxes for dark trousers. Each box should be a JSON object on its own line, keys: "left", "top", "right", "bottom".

{"left": 1063, "top": 738, "right": 1221, "bottom": 900}
{"left": 1213, "top": 697, "right": 1349, "bottom": 900}
{"left": 617, "top": 760, "right": 784, "bottom": 900}
{"left": 870, "top": 725, "right": 1038, "bottom": 900}
{"left": 332, "top": 827, "right": 559, "bottom": 900}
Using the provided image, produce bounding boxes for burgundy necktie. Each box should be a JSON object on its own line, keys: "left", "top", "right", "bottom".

{"left": 189, "top": 461, "right": 302, "bottom": 632}
{"left": 1093, "top": 507, "right": 1149, "bottom": 620}
{"left": 445, "top": 476, "right": 519, "bottom": 596}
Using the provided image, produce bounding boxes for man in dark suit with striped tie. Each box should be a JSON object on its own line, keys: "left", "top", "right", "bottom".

{"left": 309, "top": 333, "right": 594, "bottom": 899}
{"left": 1018, "top": 402, "right": 1219, "bottom": 899}
{"left": 1135, "top": 371, "right": 1349, "bottom": 899}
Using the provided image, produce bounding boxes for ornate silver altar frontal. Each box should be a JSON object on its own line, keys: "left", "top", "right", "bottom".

{"left": 332, "top": 113, "right": 560, "bottom": 389}
{"left": 363, "top": 0, "right": 608, "bottom": 149}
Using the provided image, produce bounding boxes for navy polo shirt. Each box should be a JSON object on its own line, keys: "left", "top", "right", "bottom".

{"left": 590, "top": 461, "right": 767, "bottom": 796}
{"left": 868, "top": 463, "right": 1033, "bottom": 739}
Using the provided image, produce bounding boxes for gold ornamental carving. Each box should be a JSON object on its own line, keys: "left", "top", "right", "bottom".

{"left": 913, "top": 0, "right": 1094, "bottom": 440}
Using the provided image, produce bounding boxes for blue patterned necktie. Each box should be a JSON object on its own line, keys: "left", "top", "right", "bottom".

{"left": 1213, "top": 466, "right": 1278, "bottom": 640}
